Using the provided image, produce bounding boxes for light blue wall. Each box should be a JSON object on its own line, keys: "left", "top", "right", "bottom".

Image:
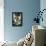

{"left": 40, "top": 0, "right": 46, "bottom": 27}
{"left": 4, "top": 0, "right": 40, "bottom": 42}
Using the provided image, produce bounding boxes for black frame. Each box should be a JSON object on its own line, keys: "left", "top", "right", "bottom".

{"left": 12, "top": 12, "right": 23, "bottom": 26}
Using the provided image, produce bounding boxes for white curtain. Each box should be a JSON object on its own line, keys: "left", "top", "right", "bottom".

{"left": 0, "top": 0, "right": 4, "bottom": 42}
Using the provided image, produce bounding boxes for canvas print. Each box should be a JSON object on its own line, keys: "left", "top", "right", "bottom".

{"left": 12, "top": 12, "right": 22, "bottom": 26}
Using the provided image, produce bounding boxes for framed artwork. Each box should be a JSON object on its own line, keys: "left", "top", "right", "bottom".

{"left": 12, "top": 12, "right": 23, "bottom": 26}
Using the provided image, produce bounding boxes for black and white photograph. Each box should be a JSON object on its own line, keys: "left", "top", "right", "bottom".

{"left": 12, "top": 12, "right": 23, "bottom": 26}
